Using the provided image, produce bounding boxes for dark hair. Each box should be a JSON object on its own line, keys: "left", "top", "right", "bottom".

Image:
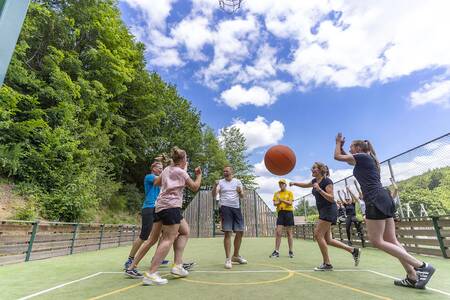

{"left": 352, "top": 139, "right": 380, "bottom": 173}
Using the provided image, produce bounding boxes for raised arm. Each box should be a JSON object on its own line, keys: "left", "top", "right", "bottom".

{"left": 346, "top": 186, "right": 358, "bottom": 204}
{"left": 212, "top": 180, "right": 220, "bottom": 198}
{"left": 186, "top": 167, "right": 202, "bottom": 192}
{"left": 289, "top": 181, "right": 313, "bottom": 188}
{"left": 334, "top": 133, "right": 356, "bottom": 165}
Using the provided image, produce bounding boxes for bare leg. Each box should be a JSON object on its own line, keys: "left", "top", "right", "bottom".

{"left": 224, "top": 231, "right": 232, "bottom": 258}
{"left": 149, "top": 224, "right": 179, "bottom": 274}
{"left": 173, "top": 219, "right": 190, "bottom": 265}
{"left": 274, "top": 225, "right": 282, "bottom": 251}
{"left": 366, "top": 219, "right": 422, "bottom": 268}
{"left": 325, "top": 229, "right": 354, "bottom": 253}
{"left": 314, "top": 220, "right": 332, "bottom": 264}
{"left": 383, "top": 218, "right": 417, "bottom": 280}
{"left": 129, "top": 222, "right": 162, "bottom": 270}
{"left": 233, "top": 231, "right": 243, "bottom": 257}
{"left": 128, "top": 238, "right": 144, "bottom": 259}
{"left": 286, "top": 227, "right": 293, "bottom": 252}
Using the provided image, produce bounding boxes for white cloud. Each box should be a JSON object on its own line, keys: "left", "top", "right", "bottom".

{"left": 226, "top": 116, "right": 285, "bottom": 151}
{"left": 409, "top": 79, "right": 450, "bottom": 108}
{"left": 219, "top": 85, "right": 273, "bottom": 109}
{"left": 123, "top": 0, "right": 450, "bottom": 107}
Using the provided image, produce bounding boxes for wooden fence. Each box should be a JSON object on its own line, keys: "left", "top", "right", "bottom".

{"left": 294, "top": 215, "right": 450, "bottom": 258}
{"left": 0, "top": 220, "right": 140, "bottom": 265}
{"left": 184, "top": 189, "right": 276, "bottom": 237}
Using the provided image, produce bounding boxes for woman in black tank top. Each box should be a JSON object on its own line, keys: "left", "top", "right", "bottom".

{"left": 290, "top": 162, "right": 360, "bottom": 271}
{"left": 334, "top": 133, "right": 435, "bottom": 289}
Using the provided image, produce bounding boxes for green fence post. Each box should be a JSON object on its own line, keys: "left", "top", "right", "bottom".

{"left": 254, "top": 190, "right": 259, "bottom": 237}
{"left": 118, "top": 225, "right": 123, "bottom": 247}
{"left": 432, "top": 216, "right": 448, "bottom": 258}
{"left": 98, "top": 224, "right": 104, "bottom": 250}
{"left": 25, "top": 221, "right": 39, "bottom": 262}
{"left": 70, "top": 223, "right": 79, "bottom": 255}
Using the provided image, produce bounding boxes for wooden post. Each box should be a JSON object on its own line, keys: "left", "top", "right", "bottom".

{"left": 254, "top": 190, "right": 259, "bottom": 237}
{"left": 70, "top": 223, "right": 79, "bottom": 255}
{"left": 25, "top": 221, "right": 39, "bottom": 262}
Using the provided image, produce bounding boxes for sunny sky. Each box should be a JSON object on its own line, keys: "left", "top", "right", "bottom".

{"left": 117, "top": 0, "right": 450, "bottom": 206}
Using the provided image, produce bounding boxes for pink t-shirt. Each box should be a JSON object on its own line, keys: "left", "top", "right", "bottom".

{"left": 155, "top": 165, "right": 190, "bottom": 213}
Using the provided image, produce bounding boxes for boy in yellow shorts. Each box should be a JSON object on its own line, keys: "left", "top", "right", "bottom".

{"left": 270, "top": 179, "right": 295, "bottom": 258}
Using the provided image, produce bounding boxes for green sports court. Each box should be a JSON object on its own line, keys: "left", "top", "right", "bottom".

{"left": 1, "top": 238, "right": 449, "bottom": 300}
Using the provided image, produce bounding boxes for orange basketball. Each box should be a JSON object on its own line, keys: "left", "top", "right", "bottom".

{"left": 264, "top": 145, "right": 296, "bottom": 176}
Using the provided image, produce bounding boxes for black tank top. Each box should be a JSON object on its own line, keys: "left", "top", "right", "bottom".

{"left": 345, "top": 202, "right": 356, "bottom": 216}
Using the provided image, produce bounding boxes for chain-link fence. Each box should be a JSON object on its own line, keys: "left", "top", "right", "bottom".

{"left": 296, "top": 132, "right": 450, "bottom": 219}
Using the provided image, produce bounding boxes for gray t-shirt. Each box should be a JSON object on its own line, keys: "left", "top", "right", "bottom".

{"left": 218, "top": 178, "right": 243, "bottom": 209}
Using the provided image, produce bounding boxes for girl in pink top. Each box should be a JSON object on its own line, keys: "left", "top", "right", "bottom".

{"left": 143, "top": 147, "right": 202, "bottom": 286}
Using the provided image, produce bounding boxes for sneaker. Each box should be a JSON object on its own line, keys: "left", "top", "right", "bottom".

{"left": 415, "top": 263, "right": 436, "bottom": 289}
{"left": 352, "top": 248, "right": 361, "bottom": 267}
{"left": 182, "top": 262, "right": 196, "bottom": 271}
{"left": 124, "top": 268, "right": 143, "bottom": 279}
{"left": 171, "top": 264, "right": 189, "bottom": 277}
{"left": 142, "top": 272, "right": 168, "bottom": 286}
{"left": 288, "top": 251, "right": 294, "bottom": 258}
{"left": 269, "top": 250, "right": 280, "bottom": 258}
{"left": 231, "top": 256, "right": 248, "bottom": 264}
{"left": 347, "top": 240, "right": 353, "bottom": 246}
{"left": 124, "top": 258, "right": 133, "bottom": 270}
{"left": 314, "top": 263, "right": 333, "bottom": 271}
{"left": 394, "top": 277, "right": 417, "bottom": 288}
{"left": 224, "top": 259, "right": 232, "bottom": 269}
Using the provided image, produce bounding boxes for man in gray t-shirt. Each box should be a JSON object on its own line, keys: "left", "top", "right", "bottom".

{"left": 212, "top": 166, "right": 248, "bottom": 269}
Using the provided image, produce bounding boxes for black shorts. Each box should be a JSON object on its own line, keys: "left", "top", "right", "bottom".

{"left": 318, "top": 205, "right": 337, "bottom": 225}
{"left": 366, "top": 189, "right": 395, "bottom": 220}
{"left": 276, "top": 210, "right": 294, "bottom": 227}
{"left": 156, "top": 208, "right": 184, "bottom": 225}
{"left": 153, "top": 210, "right": 161, "bottom": 223}
{"left": 139, "top": 208, "right": 155, "bottom": 240}
{"left": 220, "top": 206, "right": 244, "bottom": 232}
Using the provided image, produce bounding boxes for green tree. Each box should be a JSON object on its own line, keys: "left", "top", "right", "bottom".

{"left": 220, "top": 127, "right": 257, "bottom": 189}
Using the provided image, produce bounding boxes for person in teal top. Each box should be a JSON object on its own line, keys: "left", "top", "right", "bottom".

{"left": 124, "top": 161, "right": 163, "bottom": 277}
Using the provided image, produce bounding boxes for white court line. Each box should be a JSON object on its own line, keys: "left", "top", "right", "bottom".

{"left": 367, "top": 270, "right": 450, "bottom": 298}
{"left": 18, "top": 272, "right": 102, "bottom": 300}
{"left": 18, "top": 269, "right": 450, "bottom": 299}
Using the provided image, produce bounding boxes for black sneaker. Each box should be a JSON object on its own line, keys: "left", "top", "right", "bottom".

{"left": 347, "top": 240, "right": 353, "bottom": 246}
{"left": 269, "top": 250, "right": 280, "bottom": 258}
{"left": 289, "top": 251, "right": 294, "bottom": 258}
{"left": 394, "top": 277, "right": 417, "bottom": 288}
{"left": 314, "top": 263, "right": 333, "bottom": 271}
{"left": 125, "top": 268, "right": 143, "bottom": 279}
{"left": 183, "top": 262, "right": 196, "bottom": 270}
{"left": 415, "top": 263, "right": 436, "bottom": 289}
{"left": 352, "top": 248, "right": 361, "bottom": 266}
{"left": 124, "top": 258, "right": 133, "bottom": 271}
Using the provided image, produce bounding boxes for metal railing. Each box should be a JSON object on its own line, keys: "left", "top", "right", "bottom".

{"left": 296, "top": 133, "right": 450, "bottom": 218}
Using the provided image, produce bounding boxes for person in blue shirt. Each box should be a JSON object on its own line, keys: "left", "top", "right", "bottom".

{"left": 334, "top": 133, "right": 435, "bottom": 290}
{"left": 123, "top": 161, "right": 163, "bottom": 277}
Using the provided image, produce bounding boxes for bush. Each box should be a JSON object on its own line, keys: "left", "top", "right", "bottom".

{"left": 13, "top": 200, "right": 37, "bottom": 221}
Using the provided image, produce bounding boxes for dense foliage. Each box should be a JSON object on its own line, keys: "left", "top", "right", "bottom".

{"left": 0, "top": 0, "right": 256, "bottom": 222}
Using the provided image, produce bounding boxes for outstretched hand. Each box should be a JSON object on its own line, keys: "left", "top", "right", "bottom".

{"left": 336, "top": 132, "right": 345, "bottom": 145}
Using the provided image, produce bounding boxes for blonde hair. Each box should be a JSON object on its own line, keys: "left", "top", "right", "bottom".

{"left": 171, "top": 146, "right": 186, "bottom": 165}
{"left": 313, "top": 162, "right": 329, "bottom": 177}
{"left": 352, "top": 139, "right": 380, "bottom": 173}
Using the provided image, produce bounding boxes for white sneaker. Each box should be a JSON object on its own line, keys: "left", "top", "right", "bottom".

{"left": 232, "top": 256, "right": 248, "bottom": 264}
{"left": 224, "top": 259, "right": 232, "bottom": 269}
{"left": 142, "top": 272, "right": 168, "bottom": 286}
{"left": 171, "top": 264, "right": 189, "bottom": 277}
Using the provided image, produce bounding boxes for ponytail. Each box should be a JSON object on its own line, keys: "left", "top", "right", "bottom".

{"left": 365, "top": 140, "right": 380, "bottom": 174}
{"left": 171, "top": 146, "right": 186, "bottom": 165}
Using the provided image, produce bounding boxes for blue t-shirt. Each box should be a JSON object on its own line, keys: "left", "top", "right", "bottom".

{"left": 142, "top": 174, "right": 160, "bottom": 209}
{"left": 352, "top": 153, "right": 383, "bottom": 203}
{"left": 311, "top": 177, "right": 334, "bottom": 210}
